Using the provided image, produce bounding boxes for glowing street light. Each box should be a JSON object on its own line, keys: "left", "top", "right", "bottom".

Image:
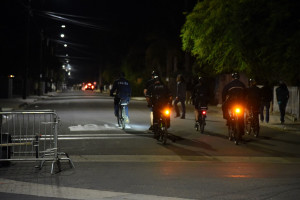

{"left": 61, "top": 25, "right": 66, "bottom": 28}
{"left": 60, "top": 33, "right": 65, "bottom": 38}
{"left": 64, "top": 44, "right": 68, "bottom": 47}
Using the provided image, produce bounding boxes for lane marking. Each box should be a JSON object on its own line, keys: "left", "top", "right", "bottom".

{"left": 0, "top": 178, "right": 191, "bottom": 200}
{"left": 69, "top": 124, "right": 118, "bottom": 131}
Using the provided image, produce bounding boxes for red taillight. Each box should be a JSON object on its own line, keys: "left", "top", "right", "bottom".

{"left": 202, "top": 110, "right": 206, "bottom": 115}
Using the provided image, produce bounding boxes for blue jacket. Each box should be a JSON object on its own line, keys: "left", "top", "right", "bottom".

{"left": 110, "top": 77, "right": 131, "bottom": 100}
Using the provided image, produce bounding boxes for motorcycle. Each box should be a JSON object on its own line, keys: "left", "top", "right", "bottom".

{"left": 153, "top": 106, "right": 171, "bottom": 145}
{"left": 195, "top": 106, "right": 207, "bottom": 134}
{"left": 227, "top": 104, "right": 245, "bottom": 145}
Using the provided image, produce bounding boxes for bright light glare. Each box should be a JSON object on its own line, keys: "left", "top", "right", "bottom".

{"left": 60, "top": 33, "right": 65, "bottom": 38}
{"left": 165, "top": 110, "right": 170, "bottom": 115}
{"left": 202, "top": 110, "right": 206, "bottom": 115}
{"left": 235, "top": 108, "right": 241, "bottom": 113}
{"left": 64, "top": 44, "right": 67, "bottom": 47}
{"left": 61, "top": 25, "right": 66, "bottom": 28}
{"left": 62, "top": 65, "right": 65, "bottom": 69}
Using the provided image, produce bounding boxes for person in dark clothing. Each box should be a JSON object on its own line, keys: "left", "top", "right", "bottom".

{"left": 222, "top": 73, "right": 246, "bottom": 123}
{"left": 110, "top": 72, "right": 131, "bottom": 123}
{"left": 245, "top": 79, "right": 261, "bottom": 127}
{"left": 245, "top": 79, "right": 261, "bottom": 111}
{"left": 260, "top": 80, "right": 273, "bottom": 123}
{"left": 144, "top": 71, "right": 157, "bottom": 130}
{"left": 174, "top": 74, "right": 186, "bottom": 119}
{"left": 276, "top": 81, "right": 289, "bottom": 124}
{"left": 191, "top": 77, "right": 209, "bottom": 127}
{"left": 146, "top": 76, "right": 172, "bottom": 129}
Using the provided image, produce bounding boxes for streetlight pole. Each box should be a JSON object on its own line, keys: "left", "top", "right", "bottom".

{"left": 23, "top": 0, "right": 31, "bottom": 99}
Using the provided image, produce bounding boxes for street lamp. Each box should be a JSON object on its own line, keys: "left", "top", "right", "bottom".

{"left": 61, "top": 25, "right": 66, "bottom": 28}
{"left": 64, "top": 44, "right": 67, "bottom": 47}
{"left": 60, "top": 33, "right": 65, "bottom": 38}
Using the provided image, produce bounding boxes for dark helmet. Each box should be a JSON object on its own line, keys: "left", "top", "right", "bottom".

{"left": 120, "top": 71, "right": 125, "bottom": 78}
{"left": 153, "top": 75, "right": 160, "bottom": 82}
{"left": 198, "top": 76, "right": 204, "bottom": 83}
{"left": 151, "top": 70, "right": 158, "bottom": 77}
{"left": 249, "top": 78, "right": 256, "bottom": 85}
{"left": 232, "top": 72, "right": 240, "bottom": 79}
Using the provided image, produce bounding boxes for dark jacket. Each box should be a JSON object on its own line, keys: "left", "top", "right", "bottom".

{"left": 222, "top": 79, "right": 246, "bottom": 102}
{"left": 176, "top": 81, "right": 186, "bottom": 100}
{"left": 110, "top": 77, "right": 131, "bottom": 99}
{"left": 147, "top": 81, "right": 171, "bottom": 106}
{"left": 192, "top": 83, "right": 209, "bottom": 107}
{"left": 245, "top": 85, "right": 261, "bottom": 110}
{"left": 276, "top": 83, "right": 289, "bottom": 104}
{"left": 260, "top": 84, "right": 273, "bottom": 103}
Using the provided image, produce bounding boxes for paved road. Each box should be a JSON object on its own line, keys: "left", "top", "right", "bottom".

{"left": 1, "top": 91, "right": 300, "bottom": 200}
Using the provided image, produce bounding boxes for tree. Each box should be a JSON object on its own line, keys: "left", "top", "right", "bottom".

{"left": 181, "top": 0, "right": 300, "bottom": 85}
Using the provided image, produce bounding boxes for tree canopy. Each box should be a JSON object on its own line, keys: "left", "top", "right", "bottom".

{"left": 181, "top": 0, "right": 300, "bottom": 85}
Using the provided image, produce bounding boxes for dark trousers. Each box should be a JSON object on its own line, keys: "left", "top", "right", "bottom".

{"left": 114, "top": 98, "right": 129, "bottom": 117}
{"left": 174, "top": 98, "right": 186, "bottom": 117}
{"left": 260, "top": 101, "right": 270, "bottom": 122}
{"left": 278, "top": 102, "right": 287, "bottom": 123}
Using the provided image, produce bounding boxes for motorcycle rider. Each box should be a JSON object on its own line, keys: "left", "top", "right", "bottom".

{"left": 146, "top": 75, "right": 172, "bottom": 134}
{"left": 110, "top": 72, "right": 131, "bottom": 123}
{"left": 222, "top": 73, "right": 246, "bottom": 126}
{"left": 144, "top": 70, "right": 157, "bottom": 130}
{"left": 245, "top": 78, "right": 261, "bottom": 114}
{"left": 191, "top": 77, "right": 209, "bottom": 128}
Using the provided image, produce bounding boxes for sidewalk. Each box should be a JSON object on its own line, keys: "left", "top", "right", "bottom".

{"left": 0, "top": 92, "right": 57, "bottom": 111}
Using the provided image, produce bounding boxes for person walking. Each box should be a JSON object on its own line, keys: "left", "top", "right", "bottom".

{"left": 276, "top": 81, "right": 289, "bottom": 124}
{"left": 260, "top": 80, "right": 273, "bottom": 123}
{"left": 174, "top": 74, "right": 186, "bottom": 119}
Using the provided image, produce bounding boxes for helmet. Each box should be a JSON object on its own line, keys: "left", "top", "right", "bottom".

{"left": 249, "top": 78, "right": 256, "bottom": 85}
{"left": 231, "top": 73, "right": 240, "bottom": 79}
{"left": 120, "top": 71, "right": 125, "bottom": 78}
{"left": 153, "top": 75, "right": 160, "bottom": 82}
{"left": 151, "top": 70, "right": 158, "bottom": 77}
{"left": 198, "top": 76, "right": 204, "bottom": 83}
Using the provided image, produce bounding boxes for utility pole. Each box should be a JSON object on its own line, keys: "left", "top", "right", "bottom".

{"left": 23, "top": 0, "right": 31, "bottom": 99}
{"left": 38, "top": 29, "right": 44, "bottom": 96}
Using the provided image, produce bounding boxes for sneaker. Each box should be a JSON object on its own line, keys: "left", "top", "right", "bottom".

{"left": 125, "top": 117, "right": 130, "bottom": 123}
{"left": 180, "top": 116, "right": 185, "bottom": 119}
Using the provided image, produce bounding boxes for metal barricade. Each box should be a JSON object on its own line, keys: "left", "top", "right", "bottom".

{"left": 0, "top": 110, "right": 74, "bottom": 174}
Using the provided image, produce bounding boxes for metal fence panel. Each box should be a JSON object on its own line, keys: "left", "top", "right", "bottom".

{"left": 0, "top": 110, "right": 74, "bottom": 174}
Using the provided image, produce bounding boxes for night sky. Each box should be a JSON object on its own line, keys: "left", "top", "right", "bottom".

{"left": 1, "top": 0, "right": 196, "bottom": 84}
